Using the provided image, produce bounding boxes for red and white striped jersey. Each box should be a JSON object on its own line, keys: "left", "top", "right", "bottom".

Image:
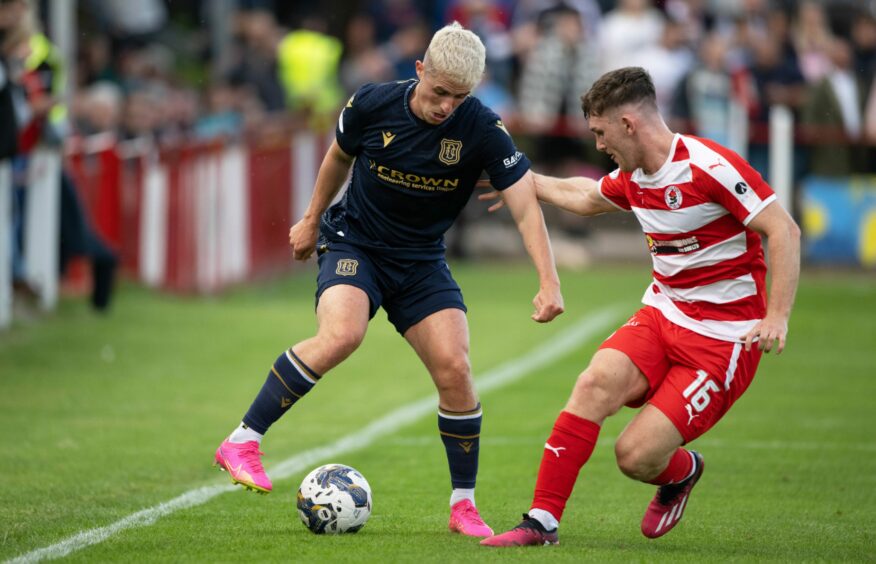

{"left": 598, "top": 134, "right": 776, "bottom": 342}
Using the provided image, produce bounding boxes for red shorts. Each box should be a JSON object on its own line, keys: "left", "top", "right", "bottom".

{"left": 599, "top": 306, "right": 763, "bottom": 443}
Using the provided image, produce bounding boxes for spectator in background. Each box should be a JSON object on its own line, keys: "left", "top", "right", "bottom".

{"left": 518, "top": 3, "right": 599, "bottom": 174}
{"left": 70, "top": 80, "right": 124, "bottom": 137}
{"left": 637, "top": 17, "right": 696, "bottom": 115}
{"left": 670, "top": 31, "right": 735, "bottom": 147}
{"left": 379, "top": 19, "right": 431, "bottom": 81}
{"left": 801, "top": 37, "right": 869, "bottom": 176}
{"left": 599, "top": 0, "right": 665, "bottom": 73}
{"left": 89, "top": 0, "right": 166, "bottom": 50}
{"left": 737, "top": 30, "right": 806, "bottom": 179}
{"left": 664, "top": 0, "right": 715, "bottom": 45}
{"left": 851, "top": 11, "right": 876, "bottom": 90}
{"left": 119, "top": 89, "right": 159, "bottom": 141}
{"left": 338, "top": 13, "right": 394, "bottom": 95}
{"left": 447, "top": 0, "right": 515, "bottom": 92}
{"left": 194, "top": 80, "right": 244, "bottom": 141}
{"left": 227, "top": 10, "right": 286, "bottom": 113}
{"left": 791, "top": 0, "right": 833, "bottom": 84}
{"left": 0, "top": 0, "right": 26, "bottom": 160}
{"left": 363, "top": 0, "right": 432, "bottom": 80}
{"left": 365, "top": 0, "right": 426, "bottom": 43}
{"left": 275, "top": 13, "right": 344, "bottom": 130}
{"left": 512, "top": 0, "right": 602, "bottom": 48}
{"left": 77, "top": 35, "right": 117, "bottom": 87}
{"left": 6, "top": 10, "right": 118, "bottom": 312}
{"left": 2, "top": 0, "right": 28, "bottom": 294}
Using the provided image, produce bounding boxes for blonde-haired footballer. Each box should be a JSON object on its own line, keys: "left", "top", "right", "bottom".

{"left": 214, "top": 22, "right": 564, "bottom": 537}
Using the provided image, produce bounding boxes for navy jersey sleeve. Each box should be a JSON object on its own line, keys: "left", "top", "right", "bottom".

{"left": 479, "top": 110, "right": 531, "bottom": 191}
{"left": 335, "top": 83, "right": 378, "bottom": 156}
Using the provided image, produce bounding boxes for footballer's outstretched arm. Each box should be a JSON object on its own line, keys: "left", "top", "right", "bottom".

{"left": 531, "top": 173, "right": 618, "bottom": 216}
{"left": 501, "top": 170, "right": 564, "bottom": 323}
{"left": 289, "top": 140, "right": 355, "bottom": 261}
{"left": 479, "top": 173, "right": 618, "bottom": 217}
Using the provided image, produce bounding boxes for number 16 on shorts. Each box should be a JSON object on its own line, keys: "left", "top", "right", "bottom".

{"left": 683, "top": 370, "right": 720, "bottom": 421}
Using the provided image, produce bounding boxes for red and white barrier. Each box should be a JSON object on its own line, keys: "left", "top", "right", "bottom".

{"left": 65, "top": 132, "right": 330, "bottom": 294}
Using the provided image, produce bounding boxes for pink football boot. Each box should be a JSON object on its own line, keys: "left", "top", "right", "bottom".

{"left": 641, "top": 451, "right": 704, "bottom": 538}
{"left": 448, "top": 499, "right": 494, "bottom": 537}
{"left": 214, "top": 439, "right": 272, "bottom": 494}
{"left": 480, "top": 514, "right": 559, "bottom": 547}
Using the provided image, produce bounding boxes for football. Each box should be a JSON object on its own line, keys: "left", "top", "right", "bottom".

{"left": 296, "top": 463, "right": 372, "bottom": 534}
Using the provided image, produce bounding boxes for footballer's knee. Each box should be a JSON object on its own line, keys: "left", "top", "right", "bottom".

{"left": 565, "top": 367, "right": 625, "bottom": 420}
{"left": 432, "top": 356, "right": 475, "bottom": 407}
{"left": 317, "top": 324, "right": 365, "bottom": 362}
{"left": 614, "top": 435, "right": 665, "bottom": 481}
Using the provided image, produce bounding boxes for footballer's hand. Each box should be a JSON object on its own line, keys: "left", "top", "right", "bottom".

{"left": 288, "top": 218, "right": 319, "bottom": 261}
{"left": 741, "top": 315, "right": 788, "bottom": 354}
{"left": 477, "top": 179, "right": 505, "bottom": 213}
{"left": 531, "top": 285, "right": 564, "bottom": 323}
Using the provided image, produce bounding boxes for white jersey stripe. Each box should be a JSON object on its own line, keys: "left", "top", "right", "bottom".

{"left": 654, "top": 274, "right": 757, "bottom": 304}
{"left": 643, "top": 287, "right": 759, "bottom": 342}
{"left": 724, "top": 342, "right": 742, "bottom": 390}
{"left": 633, "top": 203, "right": 729, "bottom": 234}
{"left": 632, "top": 159, "right": 692, "bottom": 189}
{"left": 743, "top": 193, "right": 776, "bottom": 226}
{"left": 652, "top": 232, "right": 747, "bottom": 277}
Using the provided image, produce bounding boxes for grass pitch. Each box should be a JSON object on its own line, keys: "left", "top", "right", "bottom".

{"left": 1, "top": 264, "right": 874, "bottom": 562}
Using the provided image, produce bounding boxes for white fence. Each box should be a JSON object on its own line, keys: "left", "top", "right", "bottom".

{"left": 1, "top": 149, "right": 61, "bottom": 329}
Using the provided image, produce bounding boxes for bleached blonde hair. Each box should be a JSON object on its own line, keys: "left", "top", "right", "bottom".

{"left": 423, "top": 21, "right": 485, "bottom": 90}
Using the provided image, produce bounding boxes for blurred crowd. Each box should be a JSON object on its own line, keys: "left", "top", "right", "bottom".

{"left": 3, "top": 0, "right": 876, "bottom": 308}
{"left": 4, "top": 0, "right": 876, "bottom": 176}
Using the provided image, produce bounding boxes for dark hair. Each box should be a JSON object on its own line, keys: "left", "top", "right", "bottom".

{"left": 580, "top": 67, "right": 657, "bottom": 118}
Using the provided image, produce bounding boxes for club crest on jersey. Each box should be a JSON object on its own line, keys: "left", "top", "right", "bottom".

{"left": 439, "top": 138, "right": 462, "bottom": 165}
{"left": 335, "top": 258, "right": 358, "bottom": 276}
{"left": 664, "top": 186, "right": 683, "bottom": 209}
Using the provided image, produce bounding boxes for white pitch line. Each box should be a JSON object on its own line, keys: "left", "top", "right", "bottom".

{"left": 7, "top": 306, "right": 622, "bottom": 564}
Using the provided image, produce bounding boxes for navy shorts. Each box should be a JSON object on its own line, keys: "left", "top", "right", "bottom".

{"left": 315, "top": 241, "right": 467, "bottom": 335}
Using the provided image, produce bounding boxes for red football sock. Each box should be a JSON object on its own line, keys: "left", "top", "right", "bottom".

{"left": 647, "top": 448, "right": 694, "bottom": 485}
{"left": 530, "top": 410, "right": 600, "bottom": 523}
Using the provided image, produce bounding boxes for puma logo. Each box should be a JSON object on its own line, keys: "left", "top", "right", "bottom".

{"left": 708, "top": 161, "right": 725, "bottom": 170}
{"left": 545, "top": 443, "right": 566, "bottom": 457}
{"left": 685, "top": 404, "right": 700, "bottom": 425}
{"left": 382, "top": 131, "right": 396, "bottom": 147}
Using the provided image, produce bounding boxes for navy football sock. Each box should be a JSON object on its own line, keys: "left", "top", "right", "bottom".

{"left": 438, "top": 403, "right": 482, "bottom": 489}
{"left": 242, "top": 349, "right": 320, "bottom": 434}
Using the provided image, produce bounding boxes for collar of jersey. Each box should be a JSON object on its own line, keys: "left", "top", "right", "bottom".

{"left": 631, "top": 133, "right": 683, "bottom": 186}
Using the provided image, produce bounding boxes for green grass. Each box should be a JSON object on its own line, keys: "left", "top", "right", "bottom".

{"left": 1, "top": 264, "right": 874, "bottom": 562}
